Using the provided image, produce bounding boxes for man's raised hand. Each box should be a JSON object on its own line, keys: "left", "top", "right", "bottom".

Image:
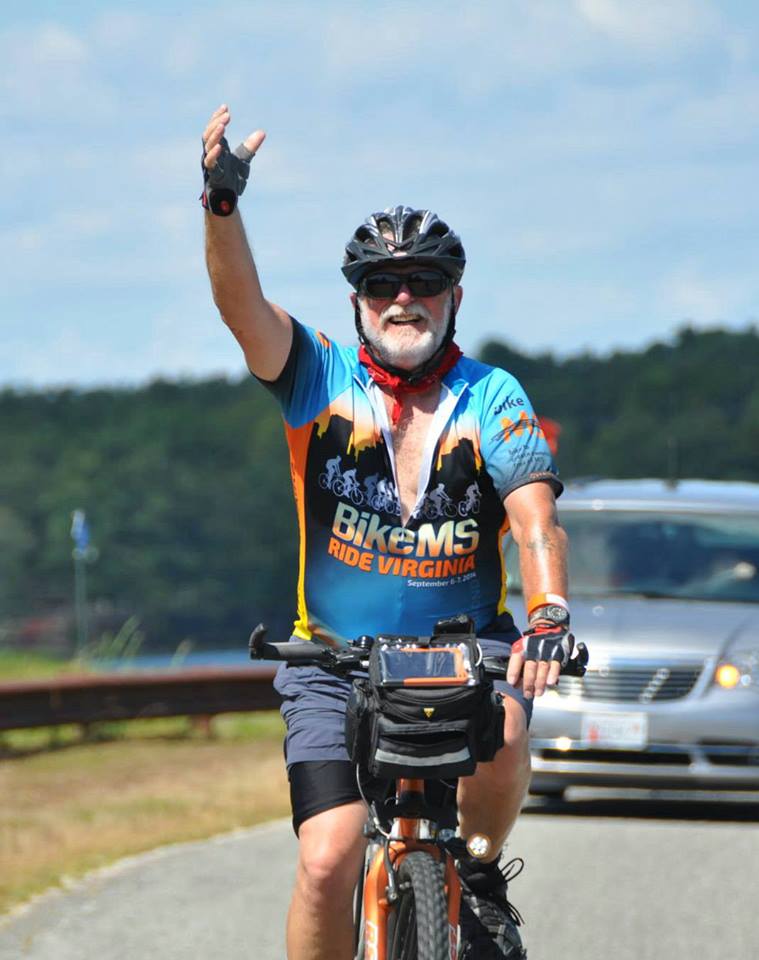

{"left": 201, "top": 105, "right": 266, "bottom": 216}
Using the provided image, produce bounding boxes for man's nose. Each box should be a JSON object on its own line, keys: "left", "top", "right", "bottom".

{"left": 393, "top": 284, "right": 414, "bottom": 304}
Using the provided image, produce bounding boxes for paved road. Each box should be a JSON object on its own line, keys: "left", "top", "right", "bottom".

{"left": 2, "top": 798, "right": 758, "bottom": 960}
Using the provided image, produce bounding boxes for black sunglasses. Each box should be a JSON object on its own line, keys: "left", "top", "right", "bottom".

{"left": 360, "top": 270, "right": 451, "bottom": 299}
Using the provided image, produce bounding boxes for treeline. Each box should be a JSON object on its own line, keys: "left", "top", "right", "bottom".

{"left": 2, "top": 326, "right": 757, "bottom": 653}
{"left": 480, "top": 326, "right": 759, "bottom": 481}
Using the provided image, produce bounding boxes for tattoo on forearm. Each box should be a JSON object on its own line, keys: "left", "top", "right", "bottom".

{"left": 525, "top": 532, "right": 557, "bottom": 556}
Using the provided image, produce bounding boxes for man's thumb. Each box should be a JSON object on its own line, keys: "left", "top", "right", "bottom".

{"left": 243, "top": 130, "right": 266, "bottom": 156}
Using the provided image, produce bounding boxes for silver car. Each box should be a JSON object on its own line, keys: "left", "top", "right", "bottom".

{"left": 505, "top": 479, "right": 759, "bottom": 799}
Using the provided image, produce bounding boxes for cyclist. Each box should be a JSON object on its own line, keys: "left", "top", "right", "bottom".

{"left": 462, "top": 480, "right": 482, "bottom": 514}
{"left": 202, "top": 105, "right": 574, "bottom": 960}
{"left": 426, "top": 481, "right": 456, "bottom": 518}
{"left": 340, "top": 467, "right": 361, "bottom": 499}
{"left": 363, "top": 472, "right": 381, "bottom": 505}
{"left": 375, "top": 475, "right": 400, "bottom": 514}
{"left": 324, "top": 454, "right": 343, "bottom": 488}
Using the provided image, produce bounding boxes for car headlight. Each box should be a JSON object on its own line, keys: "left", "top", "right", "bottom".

{"left": 713, "top": 650, "right": 759, "bottom": 691}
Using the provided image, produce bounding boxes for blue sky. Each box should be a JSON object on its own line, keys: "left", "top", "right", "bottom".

{"left": 2, "top": 0, "right": 758, "bottom": 387}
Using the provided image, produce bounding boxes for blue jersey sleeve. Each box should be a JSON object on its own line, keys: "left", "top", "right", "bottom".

{"left": 479, "top": 370, "right": 563, "bottom": 500}
{"left": 255, "top": 319, "right": 354, "bottom": 427}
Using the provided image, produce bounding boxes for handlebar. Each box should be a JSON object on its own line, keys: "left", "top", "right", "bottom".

{"left": 248, "top": 624, "right": 589, "bottom": 679}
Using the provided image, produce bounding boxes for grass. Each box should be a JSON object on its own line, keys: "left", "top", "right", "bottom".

{"left": 0, "top": 650, "right": 85, "bottom": 681}
{"left": 0, "top": 712, "right": 290, "bottom": 916}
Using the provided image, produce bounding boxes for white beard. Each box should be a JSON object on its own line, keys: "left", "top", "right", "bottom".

{"left": 359, "top": 298, "right": 451, "bottom": 371}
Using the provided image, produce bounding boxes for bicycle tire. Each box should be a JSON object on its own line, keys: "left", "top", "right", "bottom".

{"left": 386, "top": 851, "right": 449, "bottom": 960}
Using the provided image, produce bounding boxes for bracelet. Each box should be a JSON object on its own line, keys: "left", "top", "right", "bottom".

{"left": 527, "top": 592, "right": 569, "bottom": 619}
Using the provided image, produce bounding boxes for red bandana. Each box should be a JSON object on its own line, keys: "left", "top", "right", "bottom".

{"left": 359, "top": 342, "right": 463, "bottom": 425}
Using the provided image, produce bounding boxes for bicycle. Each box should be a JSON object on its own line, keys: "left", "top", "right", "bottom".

{"left": 249, "top": 618, "right": 588, "bottom": 960}
{"left": 422, "top": 497, "right": 458, "bottom": 521}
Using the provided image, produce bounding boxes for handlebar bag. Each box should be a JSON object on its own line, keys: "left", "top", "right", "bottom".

{"left": 345, "top": 635, "right": 504, "bottom": 780}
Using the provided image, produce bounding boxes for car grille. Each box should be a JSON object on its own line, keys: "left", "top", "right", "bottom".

{"left": 538, "top": 747, "right": 692, "bottom": 765}
{"left": 700, "top": 742, "right": 759, "bottom": 767}
{"left": 557, "top": 662, "right": 703, "bottom": 703}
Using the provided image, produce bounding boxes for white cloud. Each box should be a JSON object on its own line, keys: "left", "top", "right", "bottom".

{"left": 575, "top": 0, "right": 715, "bottom": 50}
{"left": 0, "top": 20, "right": 116, "bottom": 120}
{"left": 91, "top": 10, "right": 150, "bottom": 49}
{"left": 29, "top": 22, "right": 87, "bottom": 64}
{"left": 164, "top": 30, "right": 204, "bottom": 77}
{"left": 657, "top": 266, "right": 746, "bottom": 322}
{"left": 669, "top": 79, "right": 759, "bottom": 147}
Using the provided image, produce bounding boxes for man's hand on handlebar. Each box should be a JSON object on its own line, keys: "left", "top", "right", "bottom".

{"left": 506, "top": 623, "right": 575, "bottom": 699}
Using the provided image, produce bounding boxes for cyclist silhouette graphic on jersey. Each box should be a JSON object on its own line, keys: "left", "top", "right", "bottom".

{"left": 424, "top": 482, "right": 457, "bottom": 519}
{"left": 375, "top": 477, "right": 400, "bottom": 514}
{"left": 459, "top": 481, "right": 482, "bottom": 516}
{"left": 335, "top": 467, "right": 363, "bottom": 505}
{"left": 319, "top": 454, "right": 344, "bottom": 492}
{"left": 326, "top": 455, "right": 342, "bottom": 483}
{"left": 363, "top": 473, "right": 380, "bottom": 502}
{"left": 341, "top": 468, "right": 359, "bottom": 493}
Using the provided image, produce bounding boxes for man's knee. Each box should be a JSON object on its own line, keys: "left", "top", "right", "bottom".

{"left": 295, "top": 802, "right": 367, "bottom": 907}
{"left": 497, "top": 696, "right": 531, "bottom": 779}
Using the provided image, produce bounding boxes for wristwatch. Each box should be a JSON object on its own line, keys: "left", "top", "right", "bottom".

{"left": 528, "top": 603, "right": 570, "bottom": 627}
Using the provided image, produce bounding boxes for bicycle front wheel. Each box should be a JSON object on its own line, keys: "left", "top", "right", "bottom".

{"left": 387, "top": 851, "right": 449, "bottom": 960}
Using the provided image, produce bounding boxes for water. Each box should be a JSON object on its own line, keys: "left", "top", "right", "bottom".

{"left": 96, "top": 649, "right": 276, "bottom": 672}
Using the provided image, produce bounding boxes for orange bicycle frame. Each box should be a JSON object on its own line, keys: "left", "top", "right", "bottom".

{"left": 361, "top": 778, "right": 461, "bottom": 960}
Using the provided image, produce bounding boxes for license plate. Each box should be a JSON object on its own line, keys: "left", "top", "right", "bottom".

{"left": 581, "top": 712, "right": 648, "bottom": 748}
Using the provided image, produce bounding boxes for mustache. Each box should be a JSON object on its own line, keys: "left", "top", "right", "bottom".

{"left": 379, "top": 303, "right": 433, "bottom": 326}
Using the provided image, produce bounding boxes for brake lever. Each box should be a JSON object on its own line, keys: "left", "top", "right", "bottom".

{"left": 564, "top": 642, "right": 589, "bottom": 678}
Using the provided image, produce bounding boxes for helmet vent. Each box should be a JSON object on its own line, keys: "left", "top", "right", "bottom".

{"left": 355, "top": 225, "right": 377, "bottom": 246}
{"left": 402, "top": 213, "right": 423, "bottom": 241}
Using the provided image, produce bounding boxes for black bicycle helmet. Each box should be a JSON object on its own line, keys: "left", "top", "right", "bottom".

{"left": 342, "top": 205, "right": 466, "bottom": 288}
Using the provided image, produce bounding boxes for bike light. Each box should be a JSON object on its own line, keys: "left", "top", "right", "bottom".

{"left": 466, "top": 834, "right": 491, "bottom": 860}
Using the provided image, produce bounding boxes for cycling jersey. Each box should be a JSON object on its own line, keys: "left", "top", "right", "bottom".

{"left": 259, "top": 320, "right": 561, "bottom": 646}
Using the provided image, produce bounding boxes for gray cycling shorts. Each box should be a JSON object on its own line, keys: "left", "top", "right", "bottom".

{"left": 274, "top": 614, "right": 532, "bottom": 768}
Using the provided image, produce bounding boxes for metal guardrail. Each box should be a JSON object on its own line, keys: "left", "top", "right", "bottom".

{"left": 0, "top": 667, "right": 280, "bottom": 732}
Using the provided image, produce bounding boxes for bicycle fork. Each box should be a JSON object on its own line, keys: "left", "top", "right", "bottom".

{"left": 361, "top": 779, "right": 462, "bottom": 960}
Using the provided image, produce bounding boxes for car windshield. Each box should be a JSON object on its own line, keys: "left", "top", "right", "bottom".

{"left": 506, "top": 510, "right": 759, "bottom": 603}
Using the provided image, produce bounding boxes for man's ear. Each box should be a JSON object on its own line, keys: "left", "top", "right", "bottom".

{"left": 350, "top": 291, "right": 357, "bottom": 309}
{"left": 453, "top": 285, "right": 464, "bottom": 314}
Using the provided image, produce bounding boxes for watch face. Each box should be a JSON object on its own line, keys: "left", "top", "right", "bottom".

{"left": 542, "top": 604, "right": 570, "bottom": 625}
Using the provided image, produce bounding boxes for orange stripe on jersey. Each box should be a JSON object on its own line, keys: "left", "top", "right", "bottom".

{"left": 496, "top": 511, "right": 512, "bottom": 617}
{"left": 284, "top": 421, "right": 313, "bottom": 640}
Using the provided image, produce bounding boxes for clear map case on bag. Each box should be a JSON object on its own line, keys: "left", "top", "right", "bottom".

{"left": 373, "top": 639, "right": 479, "bottom": 687}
